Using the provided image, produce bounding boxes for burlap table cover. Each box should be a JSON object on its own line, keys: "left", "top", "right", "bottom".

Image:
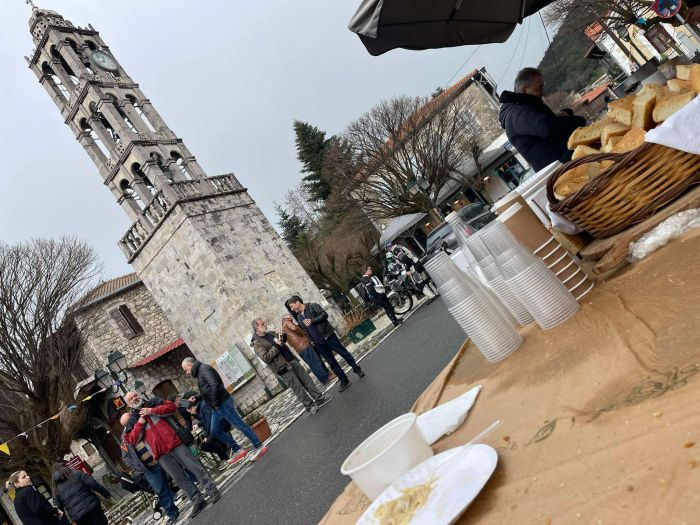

{"left": 320, "top": 230, "right": 700, "bottom": 525}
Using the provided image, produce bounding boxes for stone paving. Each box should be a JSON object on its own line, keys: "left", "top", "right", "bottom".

{"left": 107, "top": 297, "right": 432, "bottom": 524}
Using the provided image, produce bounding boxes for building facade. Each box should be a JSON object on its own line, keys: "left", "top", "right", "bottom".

{"left": 26, "top": 8, "right": 338, "bottom": 387}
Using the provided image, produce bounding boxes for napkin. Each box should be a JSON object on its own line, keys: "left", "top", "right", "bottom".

{"left": 416, "top": 385, "right": 481, "bottom": 445}
{"left": 645, "top": 95, "right": 700, "bottom": 155}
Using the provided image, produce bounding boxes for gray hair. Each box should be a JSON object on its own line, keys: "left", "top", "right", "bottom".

{"left": 181, "top": 357, "right": 196, "bottom": 367}
{"left": 514, "top": 67, "right": 542, "bottom": 93}
{"left": 251, "top": 318, "right": 264, "bottom": 332}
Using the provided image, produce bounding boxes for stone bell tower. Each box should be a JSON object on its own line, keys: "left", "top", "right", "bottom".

{"left": 26, "top": 7, "right": 336, "bottom": 375}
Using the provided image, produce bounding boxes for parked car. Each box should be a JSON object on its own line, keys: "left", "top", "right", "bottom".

{"left": 421, "top": 203, "right": 496, "bottom": 264}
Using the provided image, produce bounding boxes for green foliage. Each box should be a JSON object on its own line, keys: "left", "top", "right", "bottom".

{"left": 538, "top": 11, "right": 606, "bottom": 94}
{"left": 293, "top": 120, "right": 332, "bottom": 201}
{"left": 275, "top": 204, "right": 307, "bottom": 250}
{"left": 431, "top": 86, "right": 445, "bottom": 98}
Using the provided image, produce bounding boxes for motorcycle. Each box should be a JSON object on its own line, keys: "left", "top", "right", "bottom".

{"left": 384, "top": 270, "right": 438, "bottom": 315}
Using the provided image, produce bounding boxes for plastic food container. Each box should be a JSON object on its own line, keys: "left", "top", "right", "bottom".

{"left": 340, "top": 413, "right": 433, "bottom": 500}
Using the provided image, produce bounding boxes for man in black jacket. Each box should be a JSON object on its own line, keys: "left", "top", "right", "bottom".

{"left": 286, "top": 295, "right": 364, "bottom": 392}
{"left": 181, "top": 358, "right": 268, "bottom": 462}
{"left": 359, "top": 266, "right": 402, "bottom": 326}
{"left": 498, "top": 67, "right": 586, "bottom": 172}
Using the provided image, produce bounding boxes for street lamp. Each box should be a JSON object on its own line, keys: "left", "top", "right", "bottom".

{"left": 94, "top": 368, "right": 112, "bottom": 391}
{"left": 133, "top": 380, "right": 147, "bottom": 397}
{"left": 94, "top": 350, "right": 131, "bottom": 394}
{"left": 106, "top": 350, "right": 128, "bottom": 375}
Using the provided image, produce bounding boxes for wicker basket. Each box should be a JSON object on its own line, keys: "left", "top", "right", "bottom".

{"left": 546, "top": 142, "right": 700, "bottom": 238}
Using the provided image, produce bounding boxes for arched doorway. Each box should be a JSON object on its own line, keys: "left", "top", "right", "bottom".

{"left": 152, "top": 379, "right": 178, "bottom": 400}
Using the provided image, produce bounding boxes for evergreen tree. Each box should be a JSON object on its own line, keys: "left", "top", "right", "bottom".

{"left": 293, "top": 120, "right": 332, "bottom": 201}
{"left": 275, "top": 204, "right": 307, "bottom": 249}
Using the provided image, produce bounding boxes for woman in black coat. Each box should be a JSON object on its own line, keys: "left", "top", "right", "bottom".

{"left": 9, "top": 470, "right": 64, "bottom": 525}
{"left": 51, "top": 464, "right": 111, "bottom": 525}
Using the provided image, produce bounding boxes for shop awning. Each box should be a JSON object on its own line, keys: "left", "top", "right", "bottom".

{"left": 129, "top": 337, "right": 185, "bottom": 368}
{"left": 378, "top": 212, "right": 428, "bottom": 248}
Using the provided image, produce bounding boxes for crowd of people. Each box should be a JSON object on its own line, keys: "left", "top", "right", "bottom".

{"left": 5, "top": 293, "right": 371, "bottom": 525}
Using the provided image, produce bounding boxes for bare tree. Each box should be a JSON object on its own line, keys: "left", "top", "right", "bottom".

{"left": 340, "top": 94, "right": 473, "bottom": 222}
{"left": 455, "top": 89, "right": 504, "bottom": 188}
{"left": 0, "top": 238, "right": 101, "bottom": 481}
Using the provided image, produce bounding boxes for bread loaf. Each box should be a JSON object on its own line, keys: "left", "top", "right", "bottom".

{"left": 571, "top": 145, "right": 599, "bottom": 160}
{"left": 607, "top": 94, "right": 635, "bottom": 126}
{"left": 602, "top": 136, "right": 623, "bottom": 153}
{"left": 652, "top": 91, "right": 694, "bottom": 123}
{"left": 613, "top": 128, "right": 645, "bottom": 154}
{"left": 676, "top": 64, "right": 692, "bottom": 81}
{"left": 567, "top": 118, "right": 612, "bottom": 150}
{"left": 691, "top": 64, "right": 700, "bottom": 95}
{"left": 631, "top": 91, "right": 656, "bottom": 130}
{"left": 601, "top": 123, "right": 630, "bottom": 147}
{"left": 667, "top": 78, "right": 692, "bottom": 93}
{"left": 553, "top": 162, "right": 601, "bottom": 199}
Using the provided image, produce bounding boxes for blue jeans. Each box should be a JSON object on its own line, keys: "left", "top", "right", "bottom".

{"left": 211, "top": 396, "right": 262, "bottom": 449}
{"left": 300, "top": 346, "right": 329, "bottom": 383}
{"left": 143, "top": 464, "right": 178, "bottom": 520}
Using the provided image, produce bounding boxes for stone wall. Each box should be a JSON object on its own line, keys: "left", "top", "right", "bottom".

{"left": 75, "top": 282, "right": 180, "bottom": 370}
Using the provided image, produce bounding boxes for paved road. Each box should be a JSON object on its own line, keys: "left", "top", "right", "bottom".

{"left": 198, "top": 298, "right": 466, "bottom": 525}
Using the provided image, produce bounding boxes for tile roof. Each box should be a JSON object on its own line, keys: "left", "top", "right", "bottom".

{"left": 78, "top": 273, "right": 141, "bottom": 310}
{"left": 575, "top": 84, "right": 610, "bottom": 106}
{"left": 129, "top": 337, "right": 185, "bottom": 368}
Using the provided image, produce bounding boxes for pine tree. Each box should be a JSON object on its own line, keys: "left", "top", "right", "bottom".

{"left": 275, "top": 205, "right": 307, "bottom": 249}
{"left": 293, "top": 120, "right": 332, "bottom": 201}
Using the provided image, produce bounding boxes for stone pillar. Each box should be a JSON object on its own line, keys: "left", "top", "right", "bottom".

{"left": 77, "top": 132, "right": 107, "bottom": 166}
{"left": 139, "top": 100, "right": 173, "bottom": 136}
{"left": 120, "top": 101, "right": 153, "bottom": 137}
{"left": 117, "top": 193, "right": 143, "bottom": 223}
{"left": 100, "top": 102, "right": 137, "bottom": 143}
{"left": 88, "top": 117, "right": 119, "bottom": 157}
{"left": 49, "top": 59, "right": 76, "bottom": 91}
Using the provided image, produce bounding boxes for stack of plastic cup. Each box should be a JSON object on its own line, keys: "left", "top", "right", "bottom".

{"left": 480, "top": 222, "right": 579, "bottom": 330}
{"left": 463, "top": 233, "right": 534, "bottom": 326}
{"left": 424, "top": 252, "right": 522, "bottom": 363}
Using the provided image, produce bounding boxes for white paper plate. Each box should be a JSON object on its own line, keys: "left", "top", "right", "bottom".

{"left": 357, "top": 444, "right": 498, "bottom": 525}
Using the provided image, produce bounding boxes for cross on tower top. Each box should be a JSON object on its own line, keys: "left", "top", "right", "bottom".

{"left": 25, "top": 0, "right": 38, "bottom": 10}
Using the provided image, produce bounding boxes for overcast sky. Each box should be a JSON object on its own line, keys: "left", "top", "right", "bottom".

{"left": 0, "top": 1, "right": 550, "bottom": 279}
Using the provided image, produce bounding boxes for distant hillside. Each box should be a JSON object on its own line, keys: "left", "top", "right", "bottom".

{"left": 538, "top": 11, "right": 606, "bottom": 93}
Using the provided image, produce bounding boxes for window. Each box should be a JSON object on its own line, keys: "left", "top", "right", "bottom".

{"left": 109, "top": 304, "right": 143, "bottom": 339}
{"left": 82, "top": 442, "right": 96, "bottom": 456}
{"left": 170, "top": 151, "right": 191, "bottom": 179}
{"left": 42, "top": 62, "right": 69, "bottom": 101}
{"left": 80, "top": 117, "right": 110, "bottom": 158}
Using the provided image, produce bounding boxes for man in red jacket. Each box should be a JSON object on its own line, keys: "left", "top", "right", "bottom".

{"left": 124, "top": 391, "right": 220, "bottom": 518}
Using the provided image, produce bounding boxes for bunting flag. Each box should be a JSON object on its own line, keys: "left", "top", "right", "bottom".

{"left": 0, "top": 385, "right": 110, "bottom": 458}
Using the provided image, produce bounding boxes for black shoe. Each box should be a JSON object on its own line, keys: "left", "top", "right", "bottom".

{"left": 393, "top": 318, "right": 403, "bottom": 326}
{"left": 190, "top": 499, "right": 208, "bottom": 518}
{"left": 207, "top": 490, "right": 221, "bottom": 504}
{"left": 315, "top": 395, "right": 333, "bottom": 409}
{"left": 356, "top": 370, "right": 365, "bottom": 378}
{"left": 339, "top": 380, "right": 351, "bottom": 392}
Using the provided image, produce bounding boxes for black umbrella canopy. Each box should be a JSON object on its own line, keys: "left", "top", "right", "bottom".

{"left": 348, "top": 0, "right": 556, "bottom": 56}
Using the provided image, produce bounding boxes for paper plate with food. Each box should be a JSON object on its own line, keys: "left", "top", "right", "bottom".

{"left": 357, "top": 444, "right": 497, "bottom": 525}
